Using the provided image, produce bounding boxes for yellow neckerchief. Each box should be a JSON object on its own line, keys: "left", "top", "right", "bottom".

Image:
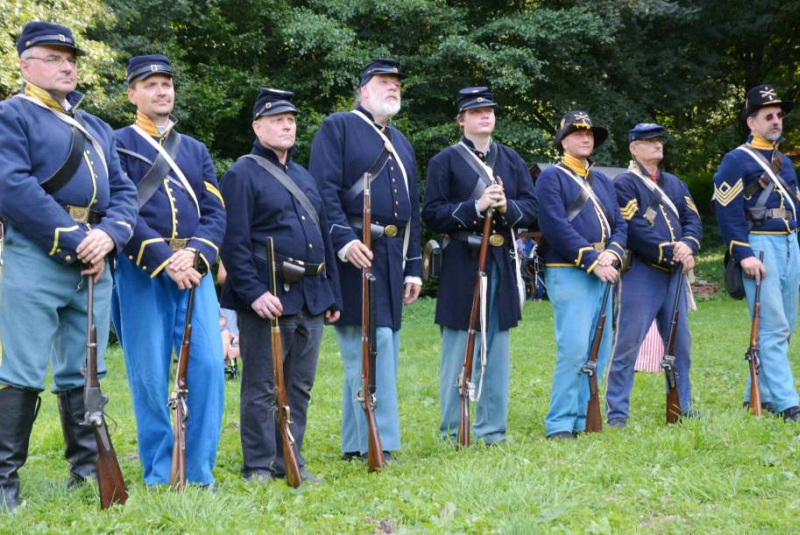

{"left": 22, "top": 81, "right": 79, "bottom": 112}
{"left": 562, "top": 153, "right": 590, "bottom": 177}
{"left": 134, "top": 110, "right": 176, "bottom": 141}
{"left": 749, "top": 133, "right": 775, "bottom": 151}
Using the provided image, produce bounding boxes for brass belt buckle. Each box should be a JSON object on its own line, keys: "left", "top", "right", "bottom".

{"left": 489, "top": 234, "right": 505, "bottom": 247}
{"left": 314, "top": 263, "right": 324, "bottom": 275}
{"left": 68, "top": 205, "right": 90, "bottom": 224}
{"left": 167, "top": 238, "right": 188, "bottom": 251}
{"left": 384, "top": 224, "right": 398, "bottom": 238}
{"left": 593, "top": 242, "right": 604, "bottom": 252}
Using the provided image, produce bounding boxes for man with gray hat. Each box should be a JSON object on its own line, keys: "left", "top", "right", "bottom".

{"left": 112, "top": 54, "right": 226, "bottom": 487}
{"left": 605, "top": 123, "right": 703, "bottom": 428}
{"left": 0, "top": 21, "right": 137, "bottom": 511}
{"left": 714, "top": 84, "right": 800, "bottom": 421}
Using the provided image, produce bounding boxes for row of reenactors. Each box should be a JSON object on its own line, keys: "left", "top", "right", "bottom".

{"left": 0, "top": 21, "right": 797, "bottom": 508}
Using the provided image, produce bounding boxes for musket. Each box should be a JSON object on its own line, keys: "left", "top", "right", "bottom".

{"left": 168, "top": 250, "right": 200, "bottom": 491}
{"left": 358, "top": 171, "right": 385, "bottom": 472}
{"left": 745, "top": 251, "right": 765, "bottom": 416}
{"left": 83, "top": 270, "right": 128, "bottom": 508}
{"left": 266, "top": 237, "right": 304, "bottom": 487}
{"left": 582, "top": 281, "right": 614, "bottom": 433}
{"left": 662, "top": 267, "right": 685, "bottom": 424}
{"left": 457, "top": 193, "right": 495, "bottom": 448}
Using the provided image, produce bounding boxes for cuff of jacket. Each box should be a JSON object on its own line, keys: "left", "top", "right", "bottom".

{"left": 575, "top": 246, "right": 599, "bottom": 272}
{"left": 730, "top": 240, "right": 754, "bottom": 264}
{"left": 501, "top": 200, "right": 524, "bottom": 227}
{"left": 188, "top": 237, "right": 220, "bottom": 274}
{"left": 48, "top": 225, "right": 85, "bottom": 265}
{"left": 681, "top": 235, "right": 701, "bottom": 255}
{"left": 95, "top": 219, "right": 134, "bottom": 253}
{"left": 131, "top": 238, "right": 174, "bottom": 277}
{"left": 607, "top": 241, "right": 626, "bottom": 263}
{"left": 452, "top": 201, "right": 482, "bottom": 229}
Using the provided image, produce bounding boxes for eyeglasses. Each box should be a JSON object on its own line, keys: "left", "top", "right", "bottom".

{"left": 25, "top": 55, "right": 78, "bottom": 68}
{"left": 762, "top": 111, "right": 784, "bottom": 122}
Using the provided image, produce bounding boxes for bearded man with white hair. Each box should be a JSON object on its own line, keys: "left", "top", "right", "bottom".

{"left": 309, "top": 58, "right": 422, "bottom": 463}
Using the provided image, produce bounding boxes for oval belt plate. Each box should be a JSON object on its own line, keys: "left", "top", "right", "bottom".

{"left": 489, "top": 234, "right": 505, "bottom": 247}
{"left": 384, "top": 225, "right": 398, "bottom": 238}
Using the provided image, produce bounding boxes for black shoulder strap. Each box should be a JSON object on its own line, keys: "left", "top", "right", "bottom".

{"left": 41, "top": 115, "right": 88, "bottom": 195}
{"left": 566, "top": 186, "right": 590, "bottom": 222}
{"left": 343, "top": 144, "right": 392, "bottom": 203}
{"left": 454, "top": 143, "right": 495, "bottom": 201}
{"left": 126, "top": 132, "right": 181, "bottom": 208}
{"left": 242, "top": 154, "right": 321, "bottom": 233}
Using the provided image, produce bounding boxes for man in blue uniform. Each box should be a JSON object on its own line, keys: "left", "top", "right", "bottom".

{"left": 714, "top": 84, "right": 800, "bottom": 421}
{"left": 606, "top": 123, "right": 703, "bottom": 428}
{"left": 111, "top": 55, "right": 226, "bottom": 487}
{"left": 309, "top": 59, "right": 423, "bottom": 461}
{"left": 423, "top": 87, "right": 537, "bottom": 445}
{"left": 0, "top": 22, "right": 138, "bottom": 511}
{"left": 535, "top": 111, "right": 627, "bottom": 439}
{"left": 220, "top": 88, "right": 341, "bottom": 483}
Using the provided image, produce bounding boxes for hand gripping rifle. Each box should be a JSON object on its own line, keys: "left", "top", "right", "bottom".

{"left": 168, "top": 250, "right": 199, "bottom": 491}
{"left": 357, "top": 171, "right": 385, "bottom": 471}
{"left": 582, "top": 280, "right": 614, "bottom": 433}
{"left": 662, "top": 267, "right": 685, "bottom": 424}
{"left": 267, "top": 237, "right": 304, "bottom": 487}
{"left": 82, "top": 270, "right": 128, "bottom": 508}
{"left": 457, "top": 189, "right": 496, "bottom": 448}
{"left": 745, "top": 251, "right": 765, "bottom": 416}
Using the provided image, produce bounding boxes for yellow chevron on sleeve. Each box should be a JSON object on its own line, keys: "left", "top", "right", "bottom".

{"left": 684, "top": 196, "right": 699, "bottom": 215}
{"left": 620, "top": 199, "right": 638, "bottom": 221}
{"left": 714, "top": 178, "right": 743, "bottom": 207}
{"left": 205, "top": 181, "right": 225, "bottom": 208}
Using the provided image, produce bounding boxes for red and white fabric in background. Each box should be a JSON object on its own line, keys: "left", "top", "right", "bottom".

{"left": 635, "top": 321, "right": 664, "bottom": 372}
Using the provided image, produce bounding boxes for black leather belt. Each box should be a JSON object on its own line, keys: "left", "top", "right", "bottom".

{"left": 252, "top": 244, "right": 324, "bottom": 276}
{"left": 64, "top": 205, "right": 102, "bottom": 225}
{"left": 449, "top": 230, "right": 507, "bottom": 248}
{"left": 746, "top": 207, "right": 793, "bottom": 221}
{"left": 348, "top": 217, "right": 405, "bottom": 239}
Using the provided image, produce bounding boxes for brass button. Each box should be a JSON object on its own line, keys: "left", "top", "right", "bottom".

{"left": 143, "top": 265, "right": 148, "bottom": 270}
{"left": 392, "top": 178, "right": 396, "bottom": 183}
{"left": 395, "top": 201, "right": 399, "bottom": 206}
{"left": 301, "top": 215, "right": 306, "bottom": 221}
{"left": 473, "top": 220, "right": 478, "bottom": 224}
{"left": 308, "top": 243, "right": 313, "bottom": 249}
{"left": 390, "top": 166, "right": 395, "bottom": 171}
{"left": 65, "top": 255, "right": 72, "bottom": 262}
{"left": 394, "top": 212, "right": 398, "bottom": 217}
{"left": 393, "top": 189, "right": 398, "bottom": 193}
{"left": 128, "top": 255, "right": 134, "bottom": 261}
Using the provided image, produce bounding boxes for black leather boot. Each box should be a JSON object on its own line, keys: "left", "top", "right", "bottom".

{"left": 0, "top": 386, "right": 40, "bottom": 513}
{"left": 57, "top": 387, "right": 98, "bottom": 487}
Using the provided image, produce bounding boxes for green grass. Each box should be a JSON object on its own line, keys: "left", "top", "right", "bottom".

{"left": 4, "top": 295, "right": 800, "bottom": 533}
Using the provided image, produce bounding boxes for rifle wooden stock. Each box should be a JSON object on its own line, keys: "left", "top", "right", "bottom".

{"left": 168, "top": 251, "right": 199, "bottom": 491}
{"left": 583, "top": 282, "right": 613, "bottom": 434}
{"left": 663, "top": 269, "right": 685, "bottom": 425}
{"left": 457, "top": 207, "right": 494, "bottom": 448}
{"left": 266, "top": 238, "right": 304, "bottom": 487}
{"left": 360, "top": 173, "right": 385, "bottom": 471}
{"left": 746, "top": 251, "right": 765, "bottom": 416}
{"left": 84, "top": 275, "right": 128, "bottom": 509}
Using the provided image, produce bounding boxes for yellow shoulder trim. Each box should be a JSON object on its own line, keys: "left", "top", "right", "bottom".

{"left": 49, "top": 226, "right": 80, "bottom": 256}
{"left": 205, "top": 181, "right": 225, "bottom": 208}
{"left": 620, "top": 199, "right": 638, "bottom": 220}
{"left": 684, "top": 196, "right": 699, "bottom": 215}
{"left": 136, "top": 238, "right": 166, "bottom": 266}
{"left": 714, "top": 178, "right": 743, "bottom": 207}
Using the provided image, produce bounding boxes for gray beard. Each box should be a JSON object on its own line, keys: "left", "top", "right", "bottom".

{"left": 763, "top": 129, "right": 782, "bottom": 142}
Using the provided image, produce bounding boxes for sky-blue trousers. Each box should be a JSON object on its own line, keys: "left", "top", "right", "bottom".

{"left": 112, "top": 255, "right": 224, "bottom": 486}
{"left": 336, "top": 325, "right": 401, "bottom": 454}
{"left": 606, "top": 259, "right": 692, "bottom": 422}
{"left": 742, "top": 233, "right": 800, "bottom": 413}
{"left": 0, "top": 225, "right": 111, "bottom": 392}
{"left": 439, "top": 265, "right": 509, "bottom": 445}
{"left": 544, "top": 267, "right": 614, "bottom": 436}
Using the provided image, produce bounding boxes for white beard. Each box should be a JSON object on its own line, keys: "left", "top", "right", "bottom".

{"left": 367, "top": 86, "right": 401, "bottom": 118}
